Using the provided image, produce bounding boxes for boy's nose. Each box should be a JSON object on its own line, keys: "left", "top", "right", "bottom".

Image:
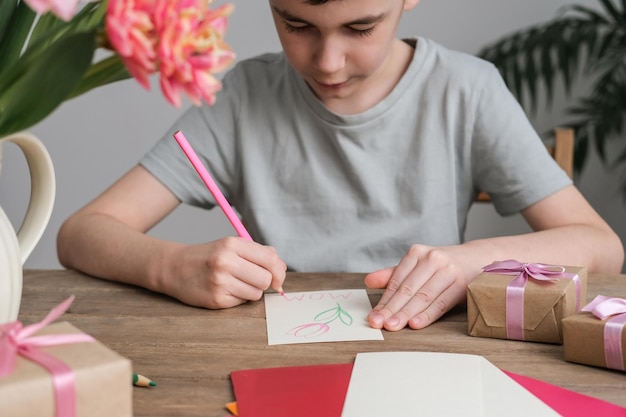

{"left": 314, "top": 38, "right": 345, "bottom": 75}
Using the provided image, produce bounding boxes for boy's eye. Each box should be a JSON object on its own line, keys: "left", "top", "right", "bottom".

{"left": 284, "top": 22, "right": 375, "bottom": 38}
{"left": 348, "top": 26, "right": 375, "bottom": 37}
{"left": 284, "top": 22, "right": 309, "bottom": 33}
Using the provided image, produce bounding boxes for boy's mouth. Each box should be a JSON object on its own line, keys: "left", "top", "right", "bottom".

{"left": 314, "top": 79, "right": 349, "bottom": 90}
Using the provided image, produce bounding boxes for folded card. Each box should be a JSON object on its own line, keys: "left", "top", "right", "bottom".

{"left": 340, "top": 352, "right": 559, "bottom": 417}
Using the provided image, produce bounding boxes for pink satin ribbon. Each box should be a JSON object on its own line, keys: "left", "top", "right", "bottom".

{"left": 0, "top": 296, "right": 95, "bottom": 417}
{"left": 582, "top": 295, "right": 626, "bottom": 371}
{"left": 483, "top": 259, "right": 581, "bottom": 340}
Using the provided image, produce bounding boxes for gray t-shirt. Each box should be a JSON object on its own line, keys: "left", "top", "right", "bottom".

{"left": 140, "top": 37, "right": 571, "bottom": 272}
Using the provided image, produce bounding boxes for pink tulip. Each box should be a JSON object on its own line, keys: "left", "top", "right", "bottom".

{"left": 23, "top": 0, "right": 82, "bottom": 21}
{"left": 106, "top": 0, "right": 157, "bottom": 90}
{"left": 287, "top": 323, "right": 331, "bottom": 338}
{"left": 105, "top": 0, "right": 235, "bottom": 107}
{"left": 154, "top": 0, "right": 235, "bottom": 107}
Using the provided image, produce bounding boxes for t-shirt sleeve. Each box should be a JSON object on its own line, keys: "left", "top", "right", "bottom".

{"left": 471, "top": 66, "right": 572, "bottom": 216}
{"left": 139, "top": 68, "right": 243, "bottom": 209}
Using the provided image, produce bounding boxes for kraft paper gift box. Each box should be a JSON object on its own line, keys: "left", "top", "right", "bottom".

{"left": 467, "top": 260, "right": 587, "bottom": 344}
{"left": 0, "top": 298, "right": 132, "bottom": 417}
{"left": 562, "top": 295, "right": 626, "bottom": 371}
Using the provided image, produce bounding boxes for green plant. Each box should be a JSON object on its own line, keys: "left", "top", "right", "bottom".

{"left": 0, "top": 0, "right": 234, "bottom": 138}
{"left": 477, "top": 0, "right": 625, "bottom": 194}
{"left": 0, "top": 1, "right": 126, "bottom": 137}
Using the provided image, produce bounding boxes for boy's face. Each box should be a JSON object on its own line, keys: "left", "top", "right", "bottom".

{"left": 269, "top": 0, "right": 418, "bottom": 114}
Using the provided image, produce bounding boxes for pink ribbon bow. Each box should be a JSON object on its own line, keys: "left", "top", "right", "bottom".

{"left": 482, "top": 259, "right": 581, "bottom": 341}
{"left": 0, "top": 296, "right": 95, "bottom": 417}
{"left": 582, "top": 295, "right": 626, "bottom": 371}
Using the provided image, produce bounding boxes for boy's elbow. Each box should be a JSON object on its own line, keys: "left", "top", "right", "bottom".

{"left": 596, "top": 228, "right": 624, "bottom": 274}
{"left": 56, "top": 216, "right": 78, "bottom": 269}
{"left": 610, "top": 237, "right": 625, "bottom": 274}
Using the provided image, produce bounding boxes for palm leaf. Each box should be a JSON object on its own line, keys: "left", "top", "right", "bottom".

{"left": 477, "top": 0, "right": 626, "bottom": 195}
{"left": 597, "top": 0, "right": 622, "bottom": 20}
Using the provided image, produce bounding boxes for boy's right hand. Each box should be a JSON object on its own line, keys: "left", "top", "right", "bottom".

{"left": 162, "top": 237, "right": 287, "bottom": 309}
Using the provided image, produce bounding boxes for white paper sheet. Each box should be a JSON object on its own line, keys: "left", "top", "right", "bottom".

{"left": 264, "top": 289, "right": 384, "bottom": 345}
{"left": 341, "top": 352, "right": 560, "bottom": 417}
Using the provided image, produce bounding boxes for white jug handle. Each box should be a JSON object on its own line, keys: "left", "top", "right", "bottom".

{"left": 2, "top": 132, "right": 56, "bottom": 264}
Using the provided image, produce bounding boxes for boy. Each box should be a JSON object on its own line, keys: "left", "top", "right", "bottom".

{"left": 57, "top": 0, "right": 624, "bottom": 332}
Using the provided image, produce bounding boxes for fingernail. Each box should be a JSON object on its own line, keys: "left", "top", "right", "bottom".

{"left": 386, "top": 317, "right": 400, "bottom": 328}
{"left": 369, "top": 311, "right": 383, "bottom": 326}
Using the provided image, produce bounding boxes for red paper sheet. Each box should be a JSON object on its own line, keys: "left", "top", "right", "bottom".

{"left": 504, "top": 371, "right": 626, "bottom": 417}
{"left": 231, "top": 363, "right": 353, "bottom": 417}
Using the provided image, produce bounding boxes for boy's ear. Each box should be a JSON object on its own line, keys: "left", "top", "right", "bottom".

{"left": 403, "top": 0, "right": 420, "bottom": 11}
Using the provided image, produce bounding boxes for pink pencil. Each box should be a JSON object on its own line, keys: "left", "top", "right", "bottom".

{"left": 172, "top": 130, "right": 285, "bottom": 295}
{"left": 173, "top": 130, "right": 251, "bottom": 240}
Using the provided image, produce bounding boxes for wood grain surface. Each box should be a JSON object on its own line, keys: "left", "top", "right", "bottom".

{"left": 18, "top": 270, "right": 626, "bottom": 416}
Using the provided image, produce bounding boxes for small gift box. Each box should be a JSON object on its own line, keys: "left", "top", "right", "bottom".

{"left": 562, "top": 295, "right": 626, "bottom": 371}
{"left": 467, "top": 260, "right": 587, "bottom": 344}
{"left": 0, "top": 297, "right": 132, "bottom": 417}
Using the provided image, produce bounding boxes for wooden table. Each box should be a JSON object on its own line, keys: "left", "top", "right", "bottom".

{"left": 18, "top": 270, "right": 626, "bottom": 416}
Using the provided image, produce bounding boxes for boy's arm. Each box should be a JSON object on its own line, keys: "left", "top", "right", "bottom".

{"left": 57, "top": 165, "right": 286, "bottom": 309}
{"left": 366, "top": 185, "right": 624, "bottom": 331}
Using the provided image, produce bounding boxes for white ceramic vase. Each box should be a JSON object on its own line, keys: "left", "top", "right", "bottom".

{"left": 0, "top": 131, "right": 55, "bottom": 324}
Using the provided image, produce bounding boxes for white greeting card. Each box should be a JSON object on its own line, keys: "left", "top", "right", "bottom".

{"left": 264, "top": 289, "right": 384, "bottom": 345}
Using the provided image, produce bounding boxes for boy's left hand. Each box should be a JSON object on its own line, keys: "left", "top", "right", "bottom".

{"left": 365, "top": 244, "right": 479, "bottom": 331}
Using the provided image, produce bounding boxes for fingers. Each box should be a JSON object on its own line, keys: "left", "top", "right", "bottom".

{"left": 374, "top": 248, "right": 436, "bottom": 311}
{"left": 368, "top": 262, "right": 443, "bottom": 330}
{"left": 364, "top": 267, "right": 394, "bottom": 289}
{"left": 179, "top": 237, "right": 287, "bottom": 309}
{"left": 211, "top": 237, "right": 286, "bottom": 288}
{"left": 236, "top": 239, "right": 287, "bottom": 293}
{"left": 367, "top": 246, "right": 468, "bottom": 331}
{"left": 407, "top": 284, "right": 465, "bottom": 329}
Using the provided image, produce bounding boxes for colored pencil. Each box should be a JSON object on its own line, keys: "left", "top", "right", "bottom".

{"left": 173, "top": 130, "right": 285, "bottom": 296}
{"left": 133, "top": 373, "right": 156, "bottom": 387}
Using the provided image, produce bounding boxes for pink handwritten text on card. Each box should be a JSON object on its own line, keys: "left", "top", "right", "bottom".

{"left": 282, "top": 291, "right": 354, "bottom": 302}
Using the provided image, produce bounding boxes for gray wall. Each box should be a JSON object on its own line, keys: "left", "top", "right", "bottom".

{"left": 1, "top": 0, "right": 624, "bottom": 271}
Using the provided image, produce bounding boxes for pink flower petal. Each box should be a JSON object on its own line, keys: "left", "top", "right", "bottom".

{"left": 23, "top": 0, "right": 81, "bottom": 20}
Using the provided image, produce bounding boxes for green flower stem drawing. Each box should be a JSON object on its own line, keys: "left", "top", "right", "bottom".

{"left": 315, "top": 303, "right": 353, "bottom": 326}
{"left": 287, "top": 303, "right": 353, "bottom": 338}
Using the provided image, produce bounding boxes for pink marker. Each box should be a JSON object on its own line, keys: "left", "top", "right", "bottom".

{"left": 173, "top": 130, "right": 285, "bottom": 296}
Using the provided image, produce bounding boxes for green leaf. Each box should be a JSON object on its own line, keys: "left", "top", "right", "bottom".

{"left": 539, "top": 39, "right": 555, "bottom": 107}
{"left": 524, "top": 42, "right": 539, "bottom": 111}
{"left": 0, "top": 0, "right": 17, "bottom": 48}
{"left": 573, "top": 128, "right": 589, "bottom": 173}
{"left": 68, "top": 54, "right": 131, "bottom": 99}
{"left": 0, "top": 30, "right": 96, "bottom": 137}
{"left": 597, "top": 0, "right": 621, "bottom": 22}
{"left": 0, "top": 1, "right": 35, "bottom": 69}
{"left": 26, "top": 2, "right": 103, "bottom": 58}
{"left": 477, "top": 0, "right": 626, "bottom": 195}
